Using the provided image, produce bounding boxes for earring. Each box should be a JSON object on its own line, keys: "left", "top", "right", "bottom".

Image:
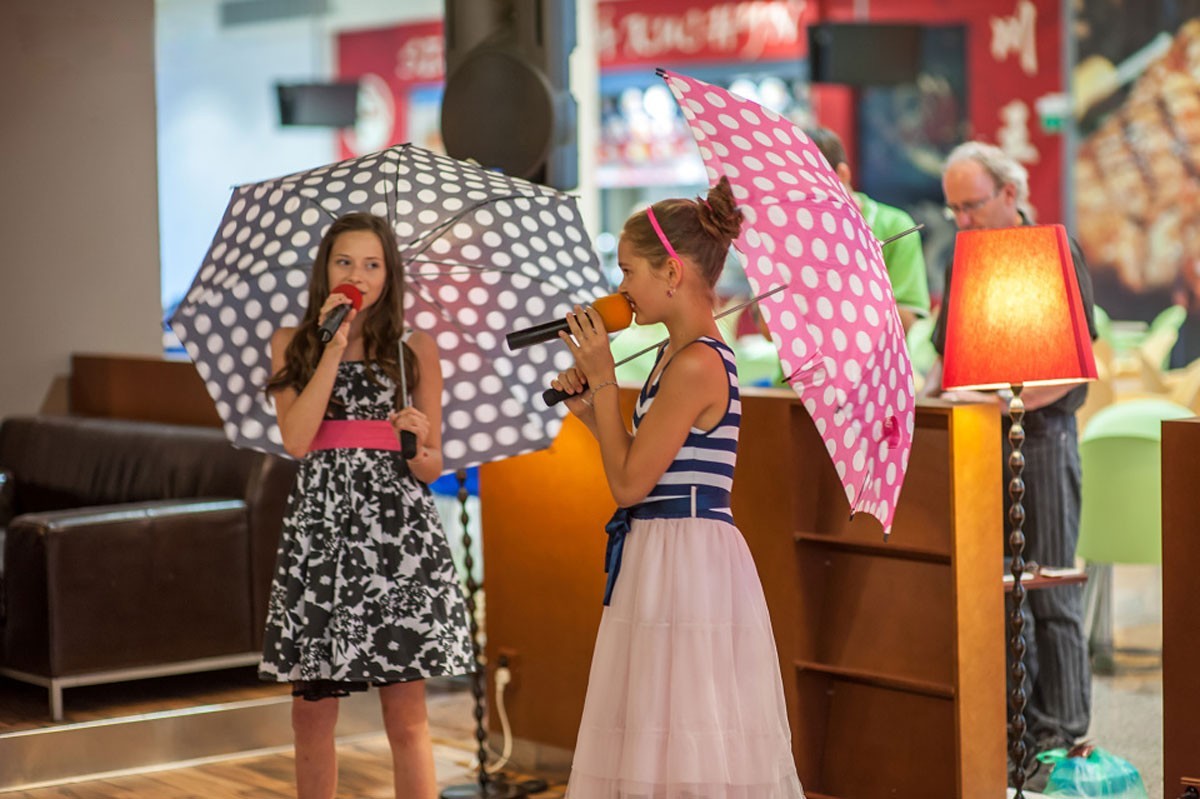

{"left": 667, "top": 287, "right": 675, "bottom": 298}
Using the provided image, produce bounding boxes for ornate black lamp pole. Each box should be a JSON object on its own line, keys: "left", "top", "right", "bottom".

{"left": 1006, "top": 385, "right": 1029, "bottom": 797}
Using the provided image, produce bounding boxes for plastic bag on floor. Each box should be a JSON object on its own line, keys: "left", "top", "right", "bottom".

{"left": 1036, "top": 744, "right": 1148, "bottom": 798}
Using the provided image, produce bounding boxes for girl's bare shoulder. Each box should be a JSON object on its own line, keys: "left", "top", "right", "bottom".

{"left": 405, "top": 328, "right": 439, "bottom": 357}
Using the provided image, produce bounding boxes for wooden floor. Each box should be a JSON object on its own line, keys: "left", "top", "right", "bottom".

{"left": 0, "top": 670, "right": 568, "bottom": 798}
{"left": 0, "top": 668, "right": 289, "bottom": 733}
{"left": 2, "top": 735, "right": 566, "bottom": 798}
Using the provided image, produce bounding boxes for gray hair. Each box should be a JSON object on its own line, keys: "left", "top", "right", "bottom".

{"left": 944, "top": 141, "right": 1035, "bottom": 222}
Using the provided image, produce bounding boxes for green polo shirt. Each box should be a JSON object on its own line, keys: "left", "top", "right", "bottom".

{"left": 856, "top": 192, "right": 931, "bottom": 318}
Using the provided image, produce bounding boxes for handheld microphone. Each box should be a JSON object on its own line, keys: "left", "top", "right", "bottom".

{"left": 318, "top": 284, "right": 364, "bottom": 343}
{"left": 505, "top": 294, "right": 633, "bottom": 351}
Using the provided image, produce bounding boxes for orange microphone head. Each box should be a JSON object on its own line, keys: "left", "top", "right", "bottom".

{"left": 592, "top": 293, "right": 633, "bottom": 334}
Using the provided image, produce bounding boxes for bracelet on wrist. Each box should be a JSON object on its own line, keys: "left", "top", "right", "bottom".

{"left": 582, "top": 380, "right": 618, "bottom": 408}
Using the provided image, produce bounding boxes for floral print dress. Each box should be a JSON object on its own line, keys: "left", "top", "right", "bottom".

{"left": 259, "top": 360, "right": 474, "bottom": 685}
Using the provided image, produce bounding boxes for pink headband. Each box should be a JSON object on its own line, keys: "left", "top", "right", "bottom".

{"left": 645, "top": 206, "right": 681, "bottom": 264}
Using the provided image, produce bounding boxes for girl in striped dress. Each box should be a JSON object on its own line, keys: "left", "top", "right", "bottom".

{"left": 552, "top": 178, "right": 804, "bottom": 799}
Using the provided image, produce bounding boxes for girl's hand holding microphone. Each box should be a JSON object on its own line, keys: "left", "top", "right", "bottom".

{"left": 551, "top": 366, "right": 595, "bottom": 418}
{"left": 318, "top": 292, "right": 357, "bottom": 351}
{"left": 553, "top": 305, "right": 618, "bottom": 417}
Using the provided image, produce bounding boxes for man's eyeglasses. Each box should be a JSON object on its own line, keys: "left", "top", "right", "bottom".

{"left": 944, "top": 190, "right": 1000, "bottom": 219}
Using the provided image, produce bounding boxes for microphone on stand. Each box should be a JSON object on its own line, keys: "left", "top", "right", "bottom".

{"left": 318, "top": 284, "right": 364, "bottom": 343}
{"left": 505, "top": 294, "right": 633, "bottom": 351}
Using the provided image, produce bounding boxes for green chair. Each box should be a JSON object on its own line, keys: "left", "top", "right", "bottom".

{"left": 732, "top": 334, "right": 784, "bottom": 387}
{"left": 1092, "top": 304, "right": 1113, "bottom": 348}
{"left": 1076, "top": 398, "right": 1195, "bottom": 671}
{"left": 1141, "top": 304, "right": 1187, "bottom": 371}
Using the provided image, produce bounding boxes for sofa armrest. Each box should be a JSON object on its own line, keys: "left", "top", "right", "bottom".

{"left": 2, "top": 498, "right": 254, "bottom": 677}
{"left": 0, "top": 467, "right": 13, "bottom": 528}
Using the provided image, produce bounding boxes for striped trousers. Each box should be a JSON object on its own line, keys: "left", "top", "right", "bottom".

{"left": 1001, "top": 411, "right": 1091, "bottom": 746}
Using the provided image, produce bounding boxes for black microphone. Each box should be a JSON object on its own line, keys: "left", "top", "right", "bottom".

{"left": 318, "top": 284, "right": 364, "bottom": 343}
{"left": 542, "top": 385, "right": 577, "bottom": 407}
{"left": 505, "top": 294, "right": 634, "bottom": 350}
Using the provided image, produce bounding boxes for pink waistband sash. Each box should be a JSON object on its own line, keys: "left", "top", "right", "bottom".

{"left": 308, "top": 420, "right": 400, "bottom": 453}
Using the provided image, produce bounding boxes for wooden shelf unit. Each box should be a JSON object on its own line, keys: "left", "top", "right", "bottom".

{"left": 1162, "top": 417, "right": 1200, "bottom": 797}
{"left": 479, "top": 389, "right": 1007, "bottom": 797}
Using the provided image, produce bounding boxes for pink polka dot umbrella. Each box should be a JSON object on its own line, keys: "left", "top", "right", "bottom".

{"left": 659, "top": 69, "right": 915, "bottom": 536}
{"left": 169, "top": 143, "right": 606, "bottom": 472}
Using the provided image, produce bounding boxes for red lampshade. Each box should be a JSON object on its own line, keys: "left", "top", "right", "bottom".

{"left": 942, "top": 224, "right": 1097, "bottom": 391}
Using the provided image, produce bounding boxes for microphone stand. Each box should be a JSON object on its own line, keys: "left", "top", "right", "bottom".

{"left": 440, "top": 468, "right": 528, "bottom": 799}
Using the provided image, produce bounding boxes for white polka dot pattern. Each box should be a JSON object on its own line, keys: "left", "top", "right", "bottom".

{"left": 170, "top": 144, "right": 605, "bottom": 472}
{"left": 661, "top": 70, "right": 915, "bottom": 535}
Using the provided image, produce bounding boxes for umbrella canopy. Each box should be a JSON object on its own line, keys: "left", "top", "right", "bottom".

{"left": 659, "top": 69, "right": 914, "bottom": 534}
{"left": 170, "top": 143, "right": 606, "bottom": 472}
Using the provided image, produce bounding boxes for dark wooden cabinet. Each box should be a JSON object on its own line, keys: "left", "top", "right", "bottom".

{"left": 1162, "top": 417, "right": 1200, "bottom": 797}
{"left": 479, "top": 389, "right": 1007, "bottom": 798}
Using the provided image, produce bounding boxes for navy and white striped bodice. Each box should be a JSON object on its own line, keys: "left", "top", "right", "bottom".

{"left": 631, "top": 336, "right": 740, "bottom": 523}
{"left": 599, "top": 336, "right": 741, "bottom": 605}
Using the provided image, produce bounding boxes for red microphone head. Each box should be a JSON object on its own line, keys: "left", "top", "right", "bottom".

{"left": 593, "top": 293, "right": 633, "bottom": 334}
{"left": 331, "top": 283, "right": 364, "bottom": 310}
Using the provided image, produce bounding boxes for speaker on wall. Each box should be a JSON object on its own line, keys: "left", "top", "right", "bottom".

{"left": 276, "top": 82, "right": 359, "bottom": 127}
{"left": 808, "top": 23, "right": 922, "bottom": 86}
{"left": 441, "top": 0, "right": 578, "bottom": 190}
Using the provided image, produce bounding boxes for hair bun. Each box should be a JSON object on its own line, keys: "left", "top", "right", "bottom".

{"left": 697, "top": 176, "right": 744, "bottom": 247}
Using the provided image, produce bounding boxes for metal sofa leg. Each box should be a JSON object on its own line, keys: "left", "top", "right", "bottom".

{"left": 51, "top": 681, "right": 63, "bottom": 721}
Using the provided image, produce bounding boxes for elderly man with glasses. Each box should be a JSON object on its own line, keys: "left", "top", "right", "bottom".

{"left": 924, "top": 140, "right": 1099, "bottom": 787}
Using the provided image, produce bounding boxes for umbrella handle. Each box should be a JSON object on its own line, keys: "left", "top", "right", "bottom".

{"left": 399, "top": 429, "right": 418, "bottom": 459}
{"left": 396, "top": 337, "right": 418, "bottom": 458}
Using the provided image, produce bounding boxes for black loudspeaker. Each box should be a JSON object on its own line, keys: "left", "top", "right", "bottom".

{"left": 441, "top": 0, "right": 578, "bottom": 190}
{"left": 276, "top": 82, "right": 359, "bottom": 127}
{"left": 808, "top": 23, "right": 922, "bottom": 86}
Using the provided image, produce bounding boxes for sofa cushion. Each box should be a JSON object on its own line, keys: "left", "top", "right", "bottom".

{"left": 0, "top": 416, "right": 266, "bottom": 514}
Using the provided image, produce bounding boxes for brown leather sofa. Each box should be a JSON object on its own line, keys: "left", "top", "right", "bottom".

{"left": 0, "top": 415, "right": 297, "bottom": 719}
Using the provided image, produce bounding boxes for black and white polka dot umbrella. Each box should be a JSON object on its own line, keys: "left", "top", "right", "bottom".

{"left": 169, "top": 144, "right": 606, "bottom": 471}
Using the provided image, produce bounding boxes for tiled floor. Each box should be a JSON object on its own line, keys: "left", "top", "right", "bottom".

{"left": 1090, "top": 564, "right": 1163, "bottom": 799}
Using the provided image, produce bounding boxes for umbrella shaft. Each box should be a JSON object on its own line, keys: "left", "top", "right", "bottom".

{"left": 614, "top": 283, "right": 788, "bottom": 368}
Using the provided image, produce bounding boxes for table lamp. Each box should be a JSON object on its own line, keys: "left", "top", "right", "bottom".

{"left": 941, "top": 223, "right": 1097, "bottom": 797}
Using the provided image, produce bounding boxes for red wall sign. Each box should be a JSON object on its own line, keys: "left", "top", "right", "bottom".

{"left": 816, "top": 0, "right": 1065, "bottom": 223}
{"left": 336, "top": 20, "right": 445, "bottom": 159}
{"left": 597, "top": 0, "right": 814, "bottom": 67}
{"left": 336, "top": 0, "right": 1065, "bottom": 220}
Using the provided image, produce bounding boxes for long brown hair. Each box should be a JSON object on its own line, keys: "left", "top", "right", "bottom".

{"left": 265, "top": 212, "right": 417, "bottom": 398}
{"left": 621, "top": 176, "right": 743, "bottom": 292}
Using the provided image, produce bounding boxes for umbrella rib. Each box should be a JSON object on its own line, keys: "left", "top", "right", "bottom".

{"left": 406, "top": 262, "right": 600, "bottom": 301}
{"left": 879, "top": 224, "right": 924, "bottom": 247}
{"left": 399, "top": 192, "right": 561, "bottom": 256}
{"left": 614, "top": 284, "right": 788, "bottom": 367}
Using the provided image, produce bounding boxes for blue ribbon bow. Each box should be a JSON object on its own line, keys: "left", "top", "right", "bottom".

{"left": 599, "top": 488, "right": 733, "bottom": 606}
{"left": 603, "top": 507, "right": 632, "bottom": 606}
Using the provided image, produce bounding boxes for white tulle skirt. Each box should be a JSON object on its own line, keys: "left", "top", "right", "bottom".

{"left": 566, "top": 517, "right": 805, "bottom": 799}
